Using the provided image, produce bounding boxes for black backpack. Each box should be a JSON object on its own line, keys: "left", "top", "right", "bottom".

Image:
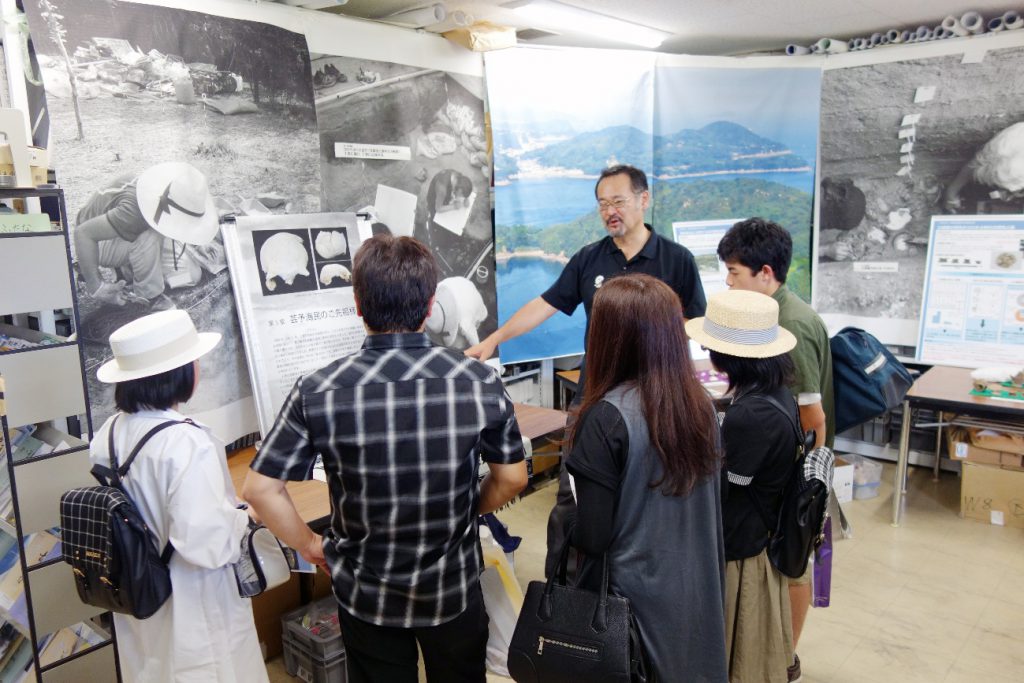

{"left": 829, "top": 327, "right": 914, "bottom": 434}
{"left": 743, "top": 394, "right": 834, "bottom": 579}
{"left": 60, "top": 416, "right": 196, "bottom": 619}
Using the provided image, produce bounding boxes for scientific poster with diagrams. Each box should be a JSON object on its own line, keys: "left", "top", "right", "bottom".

{"left": 23, "top": 0, "right": 321, "bottom": 441}
{"left": 311, "top": 52, "right": 496, "bottom": 354}
{"left": 672, "top": 219, "right": 738, "bottom": 300}
{"left": 816, "top": 37, "right": 1024, "bottom": 347}
{"left": 916, "top": 215, "right": 1024, "bottom": 367}
{"left": 222, "top": 213, "right": 364, "bottom": 435}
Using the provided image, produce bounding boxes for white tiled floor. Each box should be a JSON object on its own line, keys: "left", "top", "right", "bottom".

{"left": 268, "top": 461, "right": 1024, "bottom": 682}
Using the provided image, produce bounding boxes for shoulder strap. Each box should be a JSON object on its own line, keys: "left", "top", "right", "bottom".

{"left": 748, "top": 393, "right": 804, "bottom": 451}
{"left": 117, "top": 419, "right": 196, "bottom": 479}
{"left": 104, "top": 416, "right": 196, "bottom": 564}
{"left": 730, "top": 393, "right": 803, "bottom": 535}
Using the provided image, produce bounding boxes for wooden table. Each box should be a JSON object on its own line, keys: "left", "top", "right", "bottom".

{"left": 891, "top": 365, "right": 1024, "bottom": 526}
{"left": 227, "top": 402, "right": 569, "bottom": 526}
{"left": 556, "top": 359, "right": 727, "bottom": 408}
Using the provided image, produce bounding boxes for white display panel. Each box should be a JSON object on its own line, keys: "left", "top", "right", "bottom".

{"left": 222, "top": 213, "right": 365, "bottom": 436}
{"left": 916, "top": 215, "right": 1024, "bottom": 367}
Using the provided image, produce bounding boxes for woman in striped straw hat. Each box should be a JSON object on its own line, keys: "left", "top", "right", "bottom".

{"left": 686, "top": 289, "right": 800, "bottom": 683}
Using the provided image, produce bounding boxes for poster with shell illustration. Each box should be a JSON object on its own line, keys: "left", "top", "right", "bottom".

{"left": 916, "top": 215, "right": 1024, "bottom": 368}
{"left": 222, "top": 213, "right": 363, "bottom": 435}
{"left": 312, "top": 53, "right": 496, "bottom": 354}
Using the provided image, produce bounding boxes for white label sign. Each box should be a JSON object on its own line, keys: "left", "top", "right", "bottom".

{"left": 334, "top": 142, "right": 412, "bottom": 161}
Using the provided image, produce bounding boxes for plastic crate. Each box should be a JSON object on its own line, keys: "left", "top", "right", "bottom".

{"left": 281, "top": 596, "right": 346, "bottom": 682}
{"left": 282, "top": 637, "right": 346, "bottom": 683}
{"left": 282, "top": 596, "right": 345, "bottom": 661}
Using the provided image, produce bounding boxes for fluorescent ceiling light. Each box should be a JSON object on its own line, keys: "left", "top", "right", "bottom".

{"left": 277, "top": 0, "right": 348, "bottom": 8}
{"left": 506, "top": 0, "right": 670, "bottom": 48}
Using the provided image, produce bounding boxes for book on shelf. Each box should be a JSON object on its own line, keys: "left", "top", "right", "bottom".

{"left": 0, "top": 634, "right": 31, "bottom": 682}
{"left": 0, "top": 331, "right": 64, "bottom": 352}
{"left": 0, "top": 531, "right": 62, "bottom": 631}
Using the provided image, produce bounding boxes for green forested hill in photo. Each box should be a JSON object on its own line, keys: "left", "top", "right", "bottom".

{"left": 497, "top": 177, "right": 814, "bottom": 301}
{"left": 509, "top": 122, "right": 808, "bottom": 178}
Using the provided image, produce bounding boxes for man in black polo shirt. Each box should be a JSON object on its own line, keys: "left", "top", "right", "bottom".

{"left": 245, "top": 235, "right": 528, "bottom": 683}
{"left": 466, "top": 164, "right": 706, "bottom": 576}
{"left": 466, "top": 164, "right": 706, "bottom": 361}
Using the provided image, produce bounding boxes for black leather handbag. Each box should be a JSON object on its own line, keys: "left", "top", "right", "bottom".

{"left": 507, "top": 539, "right": 648, "bottom": 683}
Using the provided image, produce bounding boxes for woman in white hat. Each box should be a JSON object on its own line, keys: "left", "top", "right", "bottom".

{"left": 91, "top": 310, "right": 268, "bottom": 683}
{"left": 686, "top": 290, "right": 799, "bottom": 683}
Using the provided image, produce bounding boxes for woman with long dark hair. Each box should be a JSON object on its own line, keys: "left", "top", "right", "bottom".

{"left": 566, "top": 273, "right": 727, "bottom": 682}
{"left": 686, "top": 289, "right": 799, "bottom": 683}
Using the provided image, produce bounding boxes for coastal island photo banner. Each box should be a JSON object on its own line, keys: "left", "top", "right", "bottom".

{"left": 485, "top": 48, "right": 820, "bottom": 363}
{"left": 653, "top": 64, "right": 821, "bottom": 303}
{"left": 485, "top": 48, "right": 657, "bottom": 363}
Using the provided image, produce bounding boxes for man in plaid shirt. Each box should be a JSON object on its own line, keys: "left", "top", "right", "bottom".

{"left": 244, "top": 235, "right": 527, "bottom": 683}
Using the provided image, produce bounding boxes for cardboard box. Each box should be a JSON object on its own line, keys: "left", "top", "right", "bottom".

{"left": 946, "top": 426, "right": 1005, "bottom": 466}
{"left": 1000, "top": 452, "right": 1024, "bottom": 471}
{"left": 833, "top": 456, "right": 853, "bottom": 504}
{"left": 960, "top": 461, "right": 1024, "bottom": 529}
{"left": 971, "top": 429, "right": 1024, "bottom": 455}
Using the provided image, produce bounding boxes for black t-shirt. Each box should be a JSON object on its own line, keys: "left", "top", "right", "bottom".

{"left": 566, "top": 400, "right": 628, "bottom": 490}
{"left": 541, "top": 225, "right": 707, "bottom": 349}
{"left": 564, "top": 401, "right": 628, "bottom": 555}
{"left": 720, "top": 387, "right": 799, "bottom": 561}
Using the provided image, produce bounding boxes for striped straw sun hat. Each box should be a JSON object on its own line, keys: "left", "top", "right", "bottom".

{"left": 684, "top": 290, "right": 796, "bottom": 359}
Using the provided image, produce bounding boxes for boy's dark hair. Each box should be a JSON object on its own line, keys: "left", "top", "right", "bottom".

{"left": 708, "top": 350, "right": 795, "bottom": 397}
{"left": 353, "top": 235, "right": 440, "bottom": 333}
{"left": 114, "top": 363, "right": 196, "bottom": 413}
{"left": 595, "top": 164, "right": 649, "bottom": 197}
{"left": 717, "top": 217, "right": 793, "bottom": 284}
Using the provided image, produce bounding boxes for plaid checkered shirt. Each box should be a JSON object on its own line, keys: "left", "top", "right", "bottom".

{"left": 251, "top": 332, "right": 524, "bottom": 627}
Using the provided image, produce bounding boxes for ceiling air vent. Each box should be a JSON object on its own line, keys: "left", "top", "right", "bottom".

{"left": 516, "top": 27, "right": 561, "bottom": 41}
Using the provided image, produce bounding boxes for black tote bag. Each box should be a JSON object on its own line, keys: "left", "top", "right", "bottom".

{"left": 507, "top": 538, "right": 648, "bottom": 683}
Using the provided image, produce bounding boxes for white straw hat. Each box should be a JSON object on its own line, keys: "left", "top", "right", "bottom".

{"left": 97, "top": 310, "right": 221, "bottom": 383}
{"left": 136, "top": 162, "right": 219, "bottom": 244}
{"left": 685, "top": 290, "right": 796, "bottom": 359}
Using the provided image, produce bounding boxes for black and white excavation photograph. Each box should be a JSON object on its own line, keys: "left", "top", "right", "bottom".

{"left": 24, "top": 0, "right": 321, "bottom": 433}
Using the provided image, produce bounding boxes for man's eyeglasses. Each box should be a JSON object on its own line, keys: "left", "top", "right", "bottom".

{"left": 597, "top": 195, "right": 638, "bottom": 211}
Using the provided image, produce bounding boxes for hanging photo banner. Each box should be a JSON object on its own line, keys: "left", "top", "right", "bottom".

{"left": 654, "top": 63, "right": 821, "bottom": 304}
{"left": 916, "top": 215, "right": 1024, "bottom": 368}
{"left": 23, "top": 0, "right": 321, "bottom": 442}
{"left": 816, "top": 42, "right": 1024, "bottom": 347}
{"left": 485, "top": 48, "right": 657, "bottom": 363}
{"left": 222, "top": 213, "right": 365, "bottom": 435}
{"left": 311, "top": 53, "right": 497, "bottom": 355}
{"left": 485, "top": 48, "right": 819, "bottom": 363}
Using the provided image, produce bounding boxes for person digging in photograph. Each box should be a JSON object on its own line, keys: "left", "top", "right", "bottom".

{"left": 74, "top": 162, "right": 220, "bottom": 311}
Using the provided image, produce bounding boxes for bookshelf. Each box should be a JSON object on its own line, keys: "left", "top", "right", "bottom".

{"left": 0, "top": 187, "right": 119, "bottom": 681}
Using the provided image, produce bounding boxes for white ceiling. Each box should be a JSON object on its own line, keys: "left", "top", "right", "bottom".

{"left": 325, "top": 0, "right": 1023, "bottom": 55}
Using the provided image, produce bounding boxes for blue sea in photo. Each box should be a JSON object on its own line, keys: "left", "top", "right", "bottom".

{"left": 495, "top": 257, "right": 586, "bottom": 362}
